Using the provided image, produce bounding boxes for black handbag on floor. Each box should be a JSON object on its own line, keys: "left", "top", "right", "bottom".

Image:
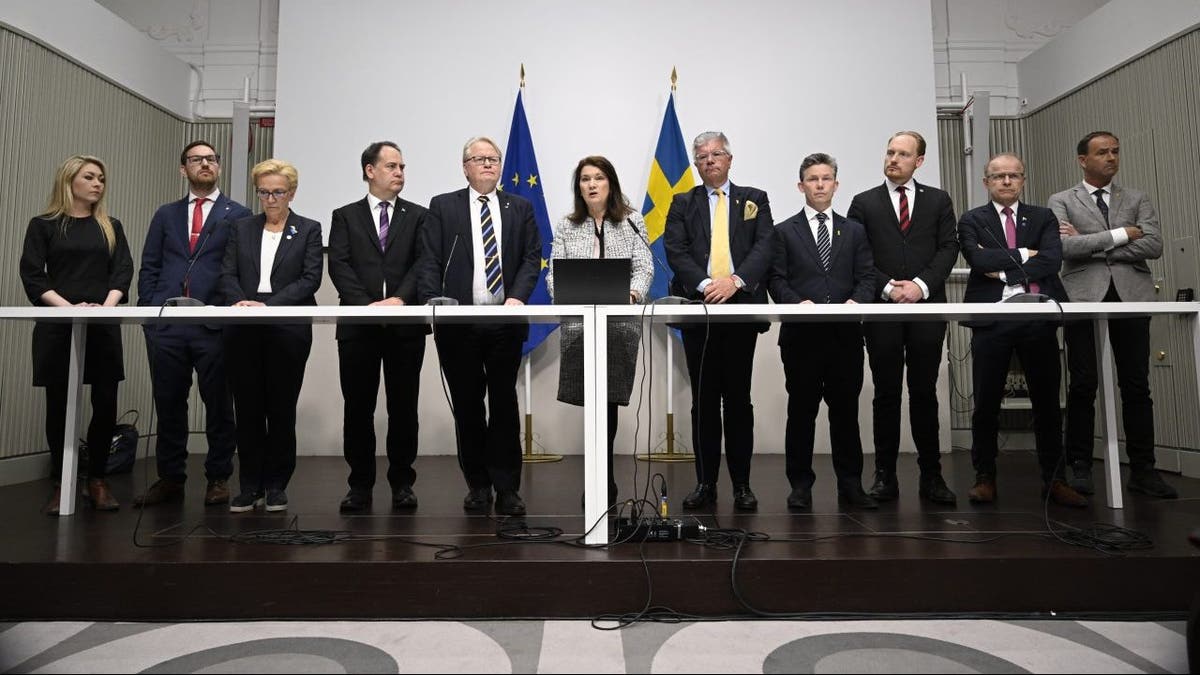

{"left": 79, "top": 409, "right": 139, "bottom": 474}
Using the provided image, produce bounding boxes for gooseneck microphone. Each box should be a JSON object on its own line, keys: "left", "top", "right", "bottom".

{"left": 626, "top": 217, "right": 689, "bottom": 305}
{"left": 978, "top": 219, "right": 1049, "bottom": 304}
{"left": 164, "top": 228, "right": 212, "bottom": 308}
{"left": 426, "top": 233, "right": 460, "bottom": 306}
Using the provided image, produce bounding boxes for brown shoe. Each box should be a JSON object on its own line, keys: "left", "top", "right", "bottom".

{"left": 42, "top": 483, "right": 62, "bottom": 516}
{"left": 1043, "top": 479, "right": 1089, "bottom": 507}
{"left": 204, "top": 479, "right": 231, "bottom": 505}
{"left": 968, "top": 474, "right": 996, "bottom": 503}
{"left": 133, "top": 478, "right": 185, "bottom": 508}
{"left": 84, "top": 478, "right": 120, "bottom": 511}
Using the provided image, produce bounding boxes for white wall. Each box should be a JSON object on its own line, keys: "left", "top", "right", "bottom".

{"left": 0, "top": 0, "right": 194, "bottom": 118}
{"left": 275, "top": 0, "right": 952, "bottom": 464}
{"left": 1019, "top": 0, "right": 1200, "bottom": 112}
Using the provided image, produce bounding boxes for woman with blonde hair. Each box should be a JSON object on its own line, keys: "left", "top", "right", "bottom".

{"left": 220, "top": 159, "right": 323, "bottom": 513}
{"left": 19, "top": 155, "right": 134, "bottom": 514}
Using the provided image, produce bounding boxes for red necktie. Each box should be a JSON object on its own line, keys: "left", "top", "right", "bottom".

{"left": 189, "top": 197, "right": 207, "bottom": 253}
{"left": 1003, "top": 206, "right": 1038, "bottom": 294}
{"left": 896, "top": 186, "right": 910, "bottom": 233}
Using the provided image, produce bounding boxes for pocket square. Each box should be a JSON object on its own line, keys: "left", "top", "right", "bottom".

{"left": 744, "top": 201, "right": 758, "bottom": 220}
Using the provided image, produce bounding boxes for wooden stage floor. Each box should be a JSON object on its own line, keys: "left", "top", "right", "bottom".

{"left": 3, "top": 451, "right": 1197, "bottom": 621}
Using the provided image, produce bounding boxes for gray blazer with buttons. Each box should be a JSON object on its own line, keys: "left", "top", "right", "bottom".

{"left": 1046, "top": 181, "right": 1162, "bottom": 303}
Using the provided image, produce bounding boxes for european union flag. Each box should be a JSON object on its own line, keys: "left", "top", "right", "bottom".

{"left": 640, "top": 93, "right": 696, "bottom": 299}
{"left": 501, "top": 90, "right": 555, "bottom": 355}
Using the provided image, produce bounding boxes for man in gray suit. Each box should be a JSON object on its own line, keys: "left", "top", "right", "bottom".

{"left": 1047, "top": 131, "right": 1177, "bottom": 499}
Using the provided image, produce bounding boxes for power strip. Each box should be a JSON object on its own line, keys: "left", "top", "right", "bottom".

{"left": 612, "top": 518, "right": 706, "bottom": 542}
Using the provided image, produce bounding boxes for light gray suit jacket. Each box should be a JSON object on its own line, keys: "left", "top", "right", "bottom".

{"left": 1046, "top": 181, "right": 1162, "bottom": 302}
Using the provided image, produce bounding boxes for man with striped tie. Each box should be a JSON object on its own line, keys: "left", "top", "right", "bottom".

{"left": 767, "top": 153, "right": 877, "bottom": 511}
{"left": 418, "top": 136, "right": 542, "bottom": 517}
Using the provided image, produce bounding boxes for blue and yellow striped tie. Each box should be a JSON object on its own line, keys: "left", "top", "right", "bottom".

{"left": 479, "top": 195, "right": 502, "bottom": 296}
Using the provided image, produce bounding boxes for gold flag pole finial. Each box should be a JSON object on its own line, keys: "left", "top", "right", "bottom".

{"left": 520, "top": 63, "right": 526, "bottom": 89}
{"left": 671, "top": 66, "right": 677, "bottom": 92}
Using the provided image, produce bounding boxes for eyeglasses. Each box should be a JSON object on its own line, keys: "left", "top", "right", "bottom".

{"left": 185, "top": 155, "right": 220, "bottom": 166}
{"left": 986, "top": 172, "right": 1025, "bottom": 181}
{"left": 694, "top": 151, "right": 730, "bottom": 163}
{"left": 255, "top": 189, "right": 290, "bottom": 200}
{"left": 464, "top": 156, "right": 501, "bottom": 166}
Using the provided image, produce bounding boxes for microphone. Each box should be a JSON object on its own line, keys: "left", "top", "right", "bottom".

{"left": 978, "top": 218, "right": 1049, "bottom": 303}
{"left": 625, "top": 217, "right": 689, "bottom": 305}
{"left": 164, "top": 228, "right": 212, "bottom": 307}
{"left": 426, "top": 233, "right": 460, "bottom": 306}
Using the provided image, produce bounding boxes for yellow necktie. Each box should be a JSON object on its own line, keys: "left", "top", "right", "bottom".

{"left": 710, "top": 187, "right": 731, "bottom": 278}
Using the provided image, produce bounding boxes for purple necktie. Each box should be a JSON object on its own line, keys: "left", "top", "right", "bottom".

{"left": 1003, "top": 206, "right": 1038, "bottom": 294}
{"left": 378, "top": 201, "right": 390, "bottom": 251}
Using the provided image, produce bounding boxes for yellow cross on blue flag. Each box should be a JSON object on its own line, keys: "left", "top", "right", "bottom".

{"left": 501, "top": 90, "right": 555, "bottom": 355}
{"left": 641, "top": 93, "right": 695, "bottom": 299}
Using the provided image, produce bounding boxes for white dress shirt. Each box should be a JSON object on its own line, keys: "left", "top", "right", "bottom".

{"left": 469, "top": 187, "right": 504, "bottom": 305}
{"left": 990, "top": 201, "right": 1032, "bottom": 301}
{"left": 882, "top": 178, "right": 929, "bottom": 301}
{"left": 258, "top": 229, "right": 282, "bottom": 293}
{"left": 1082, "top": 180, "right": 1129, "bottom": 249}
{"left": 188, "top": 188, "right": 219, "bottom": 239}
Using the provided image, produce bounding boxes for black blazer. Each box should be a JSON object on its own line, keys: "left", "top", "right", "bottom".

{"left": 769, "top": 209, "right": 875, "bottom": 304}
{"left": 417, "top": 188, "right": 542, "bottom": 317}
{"left": 138, "top": 192, "right": 252, "bottom": 308}
{"left": 328, "top": 196, "right": 430, "bottom": 340}
{"left": 220, "top": 211, "right": 323, "bottom": 306}
{"left": 846, "top": 181, "right": 958, "bottom": 302}
{"left": 958, "top": 201, "right": 1067, "bottom": 325}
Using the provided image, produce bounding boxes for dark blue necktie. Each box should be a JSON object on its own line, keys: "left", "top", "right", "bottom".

{"left": 1095, "top": 188, "right": 1109, "bottom": 224}
{"left": 479, "top": 196, "right": 502, "bottom": 296}
{"left": 816, "top": 212, "right": 830, "bottom": 271}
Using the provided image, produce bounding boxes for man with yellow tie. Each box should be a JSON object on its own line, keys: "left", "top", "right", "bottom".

{"left": 664, "top": 131, "right": 775, "bottom": 511}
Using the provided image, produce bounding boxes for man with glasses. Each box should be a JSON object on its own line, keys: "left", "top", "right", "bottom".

{"left": 135, "top": 141, "right": 252, "bottom": 507}
{"left": 417, "top": 137, "right": 542, "bottom": 517}
{"left": 958, "top": 153, "right": 1085, "bottom": 507}
{"left": 663, "top": 131, "right": 775, "bottom": 512}
{"left": 1048, "top": 131, "right": 1176, "bottom": 499}
{"left": 328, "top": 141, "right": 429, "bottom": 513}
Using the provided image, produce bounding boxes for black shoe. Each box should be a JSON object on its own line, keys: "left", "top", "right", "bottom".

{"left": 495, "top": 490, "right": 526, "bottom": 516}
{"left": 786, "top": 486, "right": 812, "bottom": 511}
{"left": 392, "top": 485, "right": 418, "bottom": 509}
{"left": 867, "top": 470, "right": 899, "bottom": 501}
{"left": 918, "top": 473, "right": 958, "bottom": 505}
{"left": 838, "top": 485, "right": 879, "bottom": 510}
{"left": 682, "top": 483, "right": 717, "bottom": 509}
{"left": 339, "top": 489, "right": 372, "bottom": 513}
{"left": 463, "top": 486, "right": 493, "bottom": 512}
{"left": 1127, "top": 469, "right": 1178, "bottom": 499}
{"left": 1068, "top": 461, "right": 1094, "bottom": 495}
{"left": 732, "top": 484, "right": 758, "bottom": 512}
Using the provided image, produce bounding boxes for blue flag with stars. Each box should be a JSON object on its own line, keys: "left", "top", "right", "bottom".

{"left": 641, "top": 93, "right": 695, "bottom": 299}
{"left": 501, "top": 90, "right": 555, "bottom": 355}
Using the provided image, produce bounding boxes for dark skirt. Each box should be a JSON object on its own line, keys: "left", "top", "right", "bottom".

{"left": 31, "top": 321, "right": 125, "bottom": 387}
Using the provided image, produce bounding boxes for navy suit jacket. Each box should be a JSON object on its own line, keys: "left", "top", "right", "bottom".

{"left": 417, "top": 188, "right": 542, "bottom": 335}
{"left": 220, "top": 211, "right": 324, "bottom": 306}
{"left": 958, "top": 201, "right": 1067, "bottom": 325}
{"left": 328, "top": 196, "right": 430, "bottom": 340}
{"left": 138, "top": 192, "right": 252, "bottom": 308}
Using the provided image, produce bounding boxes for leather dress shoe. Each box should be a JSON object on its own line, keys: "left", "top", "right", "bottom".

{"left": 463, "top": 486, "right": 494, "bottom": 512}
{"left": 84, "top": 478, "right": 120, "bottom": 511}
{"left": 204, "top": 479, "right": 231, "bottom": 505}
{"left": 495, "top": 490, "right": 526, "bottom": 516}
{"left": 42, "top": 483, "right": 62, "bottom": 516}
{"left": 1127, "top": 468, "right": 1178, "bottom": 499}
{"left": 918, "top": 473, "right": 958, "bottom": 505}
{"left": 867, "top": 470, "right": 899, "bottom": 501}
{"left": 732, "top": 484, "right": 758, "bottom": 511}
{"left": 682, "top": 483, "right": 717, "bottom": 509}
{"left": 339, "top": 489, "right": 373, "bottom": 513}
{"left": 968, "top": 473, "right": 996, "bottom": 503}
{"left": 392, "top": 485, "right": 419, "bottom": 509}
{"left": 838, "top": 485, "right": 879, "bottom": 510}
{"left": 1043, "top": 479, "right": 1089, "bottom": 507}
{"left": 1068, "top": 461, "right": 1094, "bottom": 495}
{"left": 134, "top": 478, "right": 184, "bottom": 508}
{"left": 786, "top": 486, "right": 812, "bottom": 510}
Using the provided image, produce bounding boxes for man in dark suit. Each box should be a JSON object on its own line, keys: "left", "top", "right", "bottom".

{"left": 134, "top": 141, "right": 252, "bottom": 508}
{"left": 958, "top": 153, "right": 1087, "bottom": 507}
{"left": 768, "top": 153, "right": 877, "bottom": 511}
{"left": 847, "top": 131, "right": 958, "bottom": 506}
{"left": 1048, "top": 131, "right": 1176, "bottom": 499}
{"left": 664, "top": 131, "right": 775, "bottom": 512}
{"left": 328, "top": 141, "right": 430, "bottom": 513}
{"left": 417, "top": 136, "right": 542, "bottom": 517}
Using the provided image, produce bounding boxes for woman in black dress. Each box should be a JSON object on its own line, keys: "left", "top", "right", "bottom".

{"left": 19, "top": 155, "right": 134, "bottom": 515}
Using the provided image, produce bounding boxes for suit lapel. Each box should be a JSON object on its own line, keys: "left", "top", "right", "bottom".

{"left": 269, "top": 211, "right": 298, "bottom": 278}
{"left": 693, "top": 186, "right": 712, "bottom": 249}
{"left": 728, "top": 184, "right": 745, "bottom": 252}
{"left": 1073, "top": 185, "right": 1105, "bottom": 226}
{"left": 458, "top": 190, "right": 475, "bottom": 265}
{"left": 498, "top": 193, "right": 515, "bottom": 279}
{"left": 876, "top": 184, "right": 902, "bottom": 230}
{"left": 174, "top": 198, "right": 192, "bottom": 250}
{"left": 356, "top": 198, "right": 383, "bottom": 254}
{"left": 250, "top": 213, "right": 265, "bottom": 279}
{"left": 1108, "top": 183, "right": 1124, "bottom": 222}
{"left": 385, "top": 200, "right": 409, "bottom": 252}
{"left": 985, "top": 206, "right": 1008, "bottom": 248}
{"left": 827, "top": 213, "right": 845, "bottom": 267}
{"left": 795, "top": 209, "right": 822, "bottom": 268}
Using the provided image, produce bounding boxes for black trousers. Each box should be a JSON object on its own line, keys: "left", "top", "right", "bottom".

{"left": 863, "top": 319, "right": 946, "bottom": 475}
{"left": 434, "top": 324, "right": 523, "bottom": 492}
{"left": 970, "top": 321, "right": 1064, "bottom": 482}
{"left": 144, "top": 325, "right": 236, "bottom": 483}
{"left": 225, "top": 322, "right": 312, "bottom": 493}
{"left": 1065, "top": 283, "right": 1155, "bottom": 469}
{"left": 44, "top": 379, "right": 118, "bottom": 479}
{"left": 780, "top": 323, "right": 865, "bottom": 491}
{"left": 680, "top": 324, "right": 759, "bottom": 486}
{"left": 338, "top": 330, "right": 426, "bottom": 491}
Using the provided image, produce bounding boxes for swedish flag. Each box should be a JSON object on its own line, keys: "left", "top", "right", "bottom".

{"left": 501, "top": 90, "right": 555, "bottom": 355}
{"left": 640, "top": 93, "right": 695, "bottom": 299}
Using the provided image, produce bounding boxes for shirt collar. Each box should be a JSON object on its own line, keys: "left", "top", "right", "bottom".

{"left": 805, "top": 206, "right": 832, "bottom": 222}
{"left": 1083, "top": 180, "right": 1111, "bottom": 195}
{"left": 366, "top": 192, "right": 396, "bottom": 212}
{"left": 469, "top": 186, "right": 498, "bottom": 203}
{"left": 992, "top": 200, "right": 1021, "bottom": 218}
{"left": 885, "top": 177, "right": 916, "bottom": 193}
{"left": 189, "top": 188, "right": 220, "bottom": 204}
{"left": 706, "top": 180, "right": 732, "bottom": 197}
